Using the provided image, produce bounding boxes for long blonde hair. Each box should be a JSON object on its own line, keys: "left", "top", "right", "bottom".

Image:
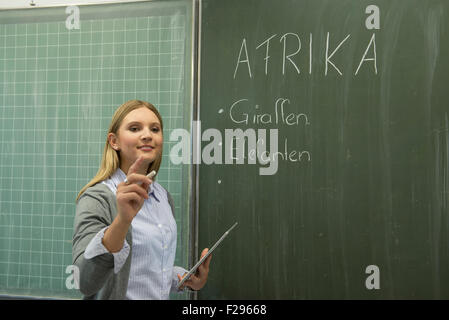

{"left": 76, "top": 100, "right": 164, "bottom": 201}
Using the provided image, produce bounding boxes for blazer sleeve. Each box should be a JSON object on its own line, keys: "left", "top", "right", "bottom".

{"left": 72, "top": 185, "right": 116, "bottom": 297}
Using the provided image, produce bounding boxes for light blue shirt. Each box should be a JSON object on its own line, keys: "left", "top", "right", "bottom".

{"left": 84, "top": 169, "right": 187, "bottom": 299}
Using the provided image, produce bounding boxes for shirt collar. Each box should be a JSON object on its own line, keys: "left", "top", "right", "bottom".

{"left": 114, "top": 168, "right": 160, "bottom": 202}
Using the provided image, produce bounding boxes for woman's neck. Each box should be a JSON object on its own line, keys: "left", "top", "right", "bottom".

{"left": 120, "top": 162, "right": 149, "bottom": 176}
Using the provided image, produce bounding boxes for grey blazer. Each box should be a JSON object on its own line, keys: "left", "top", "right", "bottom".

{"left": 72, "top": 183, "right": 176, "bottom": 300}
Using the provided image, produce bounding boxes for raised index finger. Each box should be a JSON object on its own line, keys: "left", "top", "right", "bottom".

{"left": 127, "top": 156, "right": 145, "bottom": 176}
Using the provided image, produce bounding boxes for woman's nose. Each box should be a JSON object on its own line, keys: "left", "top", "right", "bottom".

{"left": 141, "top": 128, "right": 153, "bottom": 141}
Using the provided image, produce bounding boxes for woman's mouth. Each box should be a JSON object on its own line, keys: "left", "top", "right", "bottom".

{"left": 138, "top": 145, "right": 154, "bottom": 151}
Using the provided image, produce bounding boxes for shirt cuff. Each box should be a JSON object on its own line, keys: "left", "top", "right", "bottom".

{"left": 84, "top": 226, "right": 130, "bottom": 274}
{"left": 172, "top": 266, "right": 190, "bottom": 293}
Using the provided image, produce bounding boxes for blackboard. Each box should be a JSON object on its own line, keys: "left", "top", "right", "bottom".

{"left": 0, "top": 0, "right": 193, "bottom": 299}
{"left": 198, "top": 0, "right": 449, "bottom": 299}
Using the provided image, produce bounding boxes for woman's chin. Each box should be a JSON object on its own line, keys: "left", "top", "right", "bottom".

{"left": 138, "top": 153, "right": 156, "bottom": 163}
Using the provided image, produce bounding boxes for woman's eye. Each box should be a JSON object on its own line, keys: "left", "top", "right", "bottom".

{"left": 129, "top": 126, "right": 139, "bottom": 132}
{"left": 151, "top": 127, "right": 160, "bottom": 133}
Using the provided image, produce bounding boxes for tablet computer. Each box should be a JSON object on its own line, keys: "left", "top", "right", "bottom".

{"left": 177, "top": 222, "right": 238, "bottom": 290}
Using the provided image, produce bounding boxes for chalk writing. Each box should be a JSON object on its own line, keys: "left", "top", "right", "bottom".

{"left": 229, "top": 98, "right": 310, "bottom": 126}
{"left": 234, "top": 33, "right": 377, "bottom": 78}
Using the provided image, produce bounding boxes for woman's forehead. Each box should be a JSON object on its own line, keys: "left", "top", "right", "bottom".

{"left": 122, "top": 107, "right": 160, "bottom": 124}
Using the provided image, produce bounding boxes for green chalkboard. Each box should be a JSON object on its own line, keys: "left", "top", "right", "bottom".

{"left": 0, "top": 0, "right": 193, "bottom": 299}
{"left": 198, "top": 0, "right": 449, "bottom": 299}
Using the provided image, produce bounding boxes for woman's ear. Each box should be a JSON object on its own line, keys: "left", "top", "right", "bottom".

{"left": 108, "top": 132, "right": 120, "bottom": 151}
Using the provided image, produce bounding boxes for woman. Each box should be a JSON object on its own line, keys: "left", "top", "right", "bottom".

{"left": 73, "top": 100, "right": 211, "bottom": 299}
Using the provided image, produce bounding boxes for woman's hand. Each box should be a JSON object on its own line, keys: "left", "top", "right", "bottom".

{"left": 178, "top": 248, "right": 212, "bottom": 291}
{"left": 102, "top": 156, "right": 152, "bottom": 253}
{"left": 116, "top": 156, "right": 152, "bottom": 224}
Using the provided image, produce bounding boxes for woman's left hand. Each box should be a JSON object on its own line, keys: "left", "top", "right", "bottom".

{"left": 178, "top": 248, "right": 212, "bottom": 291}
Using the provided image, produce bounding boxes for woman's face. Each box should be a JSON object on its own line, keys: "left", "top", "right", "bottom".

{"left": 109, "top": 107, "right": 163, "bottom": 174}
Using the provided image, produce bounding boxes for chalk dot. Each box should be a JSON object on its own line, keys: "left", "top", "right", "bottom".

{"left": 218, "top": 180, "right": 222, "bottom": 184}
{"left": 218, "top": 109, "right": 224, "bottom": 114}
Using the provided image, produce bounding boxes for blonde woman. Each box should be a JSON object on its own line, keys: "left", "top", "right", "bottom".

{"left": 73, "top": 100, "right": 211, "bottom": 299}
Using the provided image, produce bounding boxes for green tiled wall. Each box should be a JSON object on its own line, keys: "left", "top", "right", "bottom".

{"left": 0, "top": 1, "right": 192, "bottom": 299}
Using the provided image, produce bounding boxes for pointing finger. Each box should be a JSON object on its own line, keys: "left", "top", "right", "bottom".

{"left": 127, "top": 156, "right": 145, "bottom": 176}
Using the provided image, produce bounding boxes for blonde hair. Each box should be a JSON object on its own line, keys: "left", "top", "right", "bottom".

{"left": 76, "top": 100, "right": 164, "bottom": 201}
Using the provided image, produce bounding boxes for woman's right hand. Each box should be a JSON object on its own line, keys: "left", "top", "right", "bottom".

{"left": 116, "top": 156, "right": 152, "bottom": 224}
